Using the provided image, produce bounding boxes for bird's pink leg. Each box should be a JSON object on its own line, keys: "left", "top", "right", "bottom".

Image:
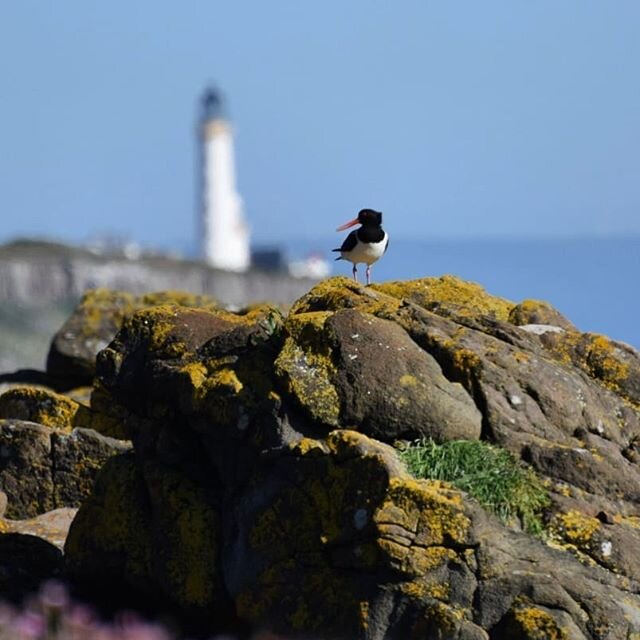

{"left": 352, "top": 264, "right": 358, "bottom": 282}
{"left": 366, "top": 265, "right": 371, "bottom": 285}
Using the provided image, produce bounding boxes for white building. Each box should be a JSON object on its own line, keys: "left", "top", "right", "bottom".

{"left": 198, "top": 88, "right": 250, "bottom": 271}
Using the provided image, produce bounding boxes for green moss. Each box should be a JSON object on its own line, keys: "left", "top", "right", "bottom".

{"left": 398, "top": 439, "right": 549, "bottom": 535}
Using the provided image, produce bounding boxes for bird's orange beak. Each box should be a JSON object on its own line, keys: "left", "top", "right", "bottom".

{"left": 336, "top": 217, "right": 359, "bottom": 232}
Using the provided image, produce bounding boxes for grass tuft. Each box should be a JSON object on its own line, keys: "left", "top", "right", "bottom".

{"left": 398, "top": 438, "right": 549, "bottom": 535}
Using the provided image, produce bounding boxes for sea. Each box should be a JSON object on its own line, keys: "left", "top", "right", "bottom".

{"left": 286, "top": 236, "right": 640, "bottom": 350}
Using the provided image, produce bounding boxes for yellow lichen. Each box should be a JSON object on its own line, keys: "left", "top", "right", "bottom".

{"left": 179, "top": 362, "right": 209, "bottom": 389}
{"left": 510, "top": 606, "right": 568, "bottom": 639}
{"left": 238, "top": 432, "right": 400, "bottom": 633}
{"left": 0, "top": 387, "right": 79, "bottom": 431}
{"left": 508, "top": 299, "right": 566, "bottom": 327}
{"left": 74, "top": 289, "right": 222, "bottom": 350}
{"left": 235, "top": 430, "right": 478, "bottom": 636}
{"left": 145, "top": 463, "right": 220, "bottom": 608}
{"left": 170, "top": 327, "right": 280, "bottom": 429}
{"left": 289, "top": 276, "right": 402, "bottom": 317}
{"left": 373, "top": 275, "right": 514, "bottom": 321}
{"left": 274, "top": 312, "right": 341, "bottom": 426}
{"left": 289, "top": 598, "right": 312, "bottom": 630}
{"left": 399, "top": 374, "right": 418, "bottom": 387}
{"left": 410, "top": 601, "right": 470, "bottom": 637}
{"left": 359, "top": 600, "right": 370, "bottom": 630}
{"left": 451, "top": 346, "right": 483, "bottom": 373}
{"left": 542, "top": 330, "right": 637, "bottom": 405}
{"left": 400, "top": 581, "right": 430, "bottom": 599}
{"left": 140, "top": 290, "right": 219, "bottom": 310}
{"left": 373, "top": 477, "right": 470, "bottom": 580}
{"left": 588, "top": 334, "right": 631, "bottom": 392}
{"left": 425, "top": 582, "right": 450, "bottom": 600}
{"left": 619, "top": 515, "right": 640, "bottom": 530}
{"left": 555, "top": 510, "right": 600, "bottom": 545}
{"left": 72, "top": 289, "right": 137, "bottom": 340}
{"left": 378, "top": 540, "right": 457, "bottom": 575}
{"left": 291, "top": 437, "right": 328, "bottom": 456}
{"left": 65, "top": 455, "right": 152, "bottom": 584}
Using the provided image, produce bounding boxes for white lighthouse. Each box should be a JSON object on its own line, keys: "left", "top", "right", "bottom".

{"left": 198, "top": 88, "right": 250, "bottom": 271}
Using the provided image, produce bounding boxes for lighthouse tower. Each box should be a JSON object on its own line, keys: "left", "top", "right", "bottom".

{"left": 198, "top": 88, "right": 250, "bottom": 271}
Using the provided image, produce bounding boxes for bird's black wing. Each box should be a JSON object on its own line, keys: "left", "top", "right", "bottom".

{"left": 332, "top": 229, "right": 359, "bottom": 253}
{"left": 384, "top": 235, "right": 389, "bottom": 254}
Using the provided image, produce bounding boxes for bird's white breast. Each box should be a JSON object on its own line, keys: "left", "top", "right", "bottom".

{"left": 342, "top": 232, "right": 388, "bottom": 265}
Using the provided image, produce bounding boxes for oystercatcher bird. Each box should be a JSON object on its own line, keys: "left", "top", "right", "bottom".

{"left": 333, "top": 208, "right": 388, "bottom": 285}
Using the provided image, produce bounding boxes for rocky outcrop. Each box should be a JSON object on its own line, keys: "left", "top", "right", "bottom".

{"left": 0, "top": 417, "right": 130, "bottom": 519}
{"left": 2, "top": 275, "right": 640, "bottom": 637}
{"left": 52, "top": 276, "right": 640, "bottom": 639}
{"left": 46, "top": 288, "right": 221, "bottom": 388}
{"left": 276, "top": 309, "right": 481, "bottom": 440}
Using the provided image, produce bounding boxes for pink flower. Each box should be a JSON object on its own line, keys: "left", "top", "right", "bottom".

{"left": 12, "top": 611, "right": 45, "bottom": 639}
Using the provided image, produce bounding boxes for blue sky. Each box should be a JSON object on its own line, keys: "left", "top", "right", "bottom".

{"left": 1, "top": 2, "right": 639, "bottom": 251}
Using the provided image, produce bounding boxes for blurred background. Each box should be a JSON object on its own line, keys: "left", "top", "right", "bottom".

{"left": 1, "top": 1, "right": 639, "bottom": 371}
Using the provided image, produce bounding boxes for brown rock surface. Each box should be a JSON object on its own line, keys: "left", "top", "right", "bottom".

{"left": 275, "top": 308, "right": 481, "bottom": 440}
{"left": 2, "top": 507, "right": 77, "bottom": 549}
{"left": 0, "top": 418, "right": 130, "bottom": 519}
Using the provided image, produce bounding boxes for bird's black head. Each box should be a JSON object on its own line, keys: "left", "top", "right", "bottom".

{"left": 357, "top": 209, "right": 383, "bottom": 226}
